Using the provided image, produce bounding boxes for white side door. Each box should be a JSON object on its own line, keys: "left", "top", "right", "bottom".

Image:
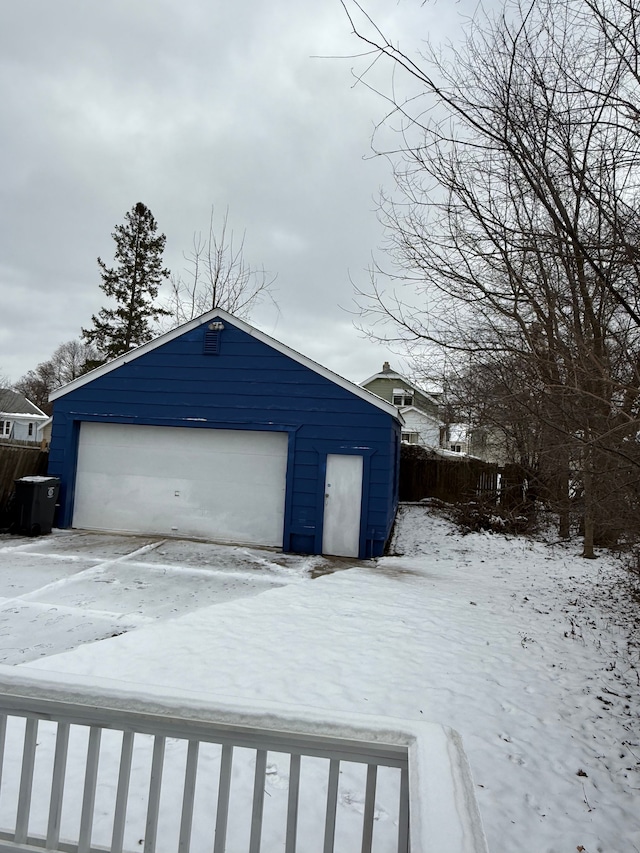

{"left": 322, "top": 454, "right": 363, "bottom": 558}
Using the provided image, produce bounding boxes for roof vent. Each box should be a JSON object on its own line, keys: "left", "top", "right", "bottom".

{"left": 203, "top": 329, "right": 221, "bottom": 355}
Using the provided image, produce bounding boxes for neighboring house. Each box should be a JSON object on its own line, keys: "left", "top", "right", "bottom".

{"left": 441, "top": 422, "right": 511, "bottom": 465}
{"left": 360, "top": 362, "right": 442, "bottom": 447}
{"left": 48, "top": 309, "right": 402, "bottom": 559}
{"left": 0, "top": 389, "right": 48, "bottom": 444}
{"left": 37, "top": 416, "right": 53, "bottom": 449}
{"left": 447, "top": 422, "right": 470, "bottom": 455}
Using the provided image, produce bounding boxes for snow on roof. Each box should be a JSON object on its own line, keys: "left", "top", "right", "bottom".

{"left": 48, "top": 309, "right": 401, "bottom": 422}
{"left": 0, "top": 389, "right": 48, "bottom": 418}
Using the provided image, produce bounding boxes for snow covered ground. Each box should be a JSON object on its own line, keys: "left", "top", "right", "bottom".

{"left": 0, "top": 531, "right": 320, "bottom": 664}
{"left": 3, "top": 507, "right": 640, "bottom": 851}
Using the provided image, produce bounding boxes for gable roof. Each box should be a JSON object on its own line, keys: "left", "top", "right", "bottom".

{"left": 0, "top": 389, "right": 48, "bottom": 418}
{"left": 360, "top": 365, "right": 441, "bottom": 407}
{"left": 49, "top": 309, "right": 401, "bottom": 421}
{"left": 399, "top": 405, "right": 442, "bottom": 424}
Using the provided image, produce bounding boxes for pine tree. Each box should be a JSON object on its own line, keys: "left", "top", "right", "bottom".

{"left": 83, "top": 203, "right": 170, "bottom": 361}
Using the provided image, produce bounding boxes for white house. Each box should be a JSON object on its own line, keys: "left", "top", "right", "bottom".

{"left": 397, "top": 405, "right": 441, "bottom": 447}
{"left": 360, "top": 363, "right": 443, "bottom": 448}
{"left": 0, "top": 389, "right": 48, "bottom": 444}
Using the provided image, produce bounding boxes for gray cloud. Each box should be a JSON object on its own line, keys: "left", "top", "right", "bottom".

{"left": 0, "top": 0, "right": 478, "bottom": 386}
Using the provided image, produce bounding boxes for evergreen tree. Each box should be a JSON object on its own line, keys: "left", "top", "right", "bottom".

{"left": 83, "top": 203, "right": 170, "bottom": 361}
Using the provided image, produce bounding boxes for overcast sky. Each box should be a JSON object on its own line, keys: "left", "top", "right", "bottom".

{"left": 0, "top": 0, "right": 478, "bottom": 387}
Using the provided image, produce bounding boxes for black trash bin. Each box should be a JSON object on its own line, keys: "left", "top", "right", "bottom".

{"left": 13, "top": 476, "right": 60, "bottom": 536}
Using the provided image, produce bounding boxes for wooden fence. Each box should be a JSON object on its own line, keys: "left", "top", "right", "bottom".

{"left": 0, "top": 442, "right": 48, "bottom": 518}
{"left": 399, "top": 445, "right": 529, "bottom": 509}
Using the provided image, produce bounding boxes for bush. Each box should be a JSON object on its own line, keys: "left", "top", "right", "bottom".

{"left": 446, "top": 497, "right": 536, "bottom": 536}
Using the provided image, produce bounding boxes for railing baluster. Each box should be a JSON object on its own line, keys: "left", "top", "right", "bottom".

{"left": 323, "top": 759, "right": 340, "bottom": 853}
{"left": 0, "top": 714, "right": 7, "bottom": 793}
{"left": 78, "top": 726, "right": 101, "bottom": 853}
{"left": 0, "top": 697, "right": 415, "bottom": 853}
{"left": 397, "top": 766, "right": 410, "bottom": 853}
{"left": 248, "top": 749, "right": 267, "bottom": 853}
{"left": 285, "top": 753, "right": 301, "bottom": 853}
{"left": 361, "top": 764, "right": 377, "bottom": 853}
{"left": 46, "top": 721, "right": 70, "bottom": 850}
{"left": 144, "top": 735, "right": 166, "bottom": 853}
{"left": 15, "top": 716, "right": 38, "bottom": 843}
{"left": 111, "top": 730, "right": 135, "bottom": 853}
{"left": 213, "top": 744, "right": 234, "bottom": 853}
{"left": 178, "top": 740, "right": 199, "bottom": 853}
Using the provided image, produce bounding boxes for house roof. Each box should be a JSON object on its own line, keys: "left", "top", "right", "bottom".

{"left": 0, "top": 389, "right": 48, "bottom": 418}
{"left": 49, "top": 309, "right": 402, "bottom": 421}
{"left": 360, "top": 364, "right": 441, "bottom": 407}
{"left": 399, "top": 405, "right": 442, "bottom": 425}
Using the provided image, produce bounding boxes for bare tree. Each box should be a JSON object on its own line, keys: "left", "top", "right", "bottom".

{"left": 344, "top": 0, "right": 640, "bottom": 555}
{"left": 164, "top": 207, "right": 277, "bottom": 326}
{"left": 15, "top": 340, "right": 99, "bottom": 414}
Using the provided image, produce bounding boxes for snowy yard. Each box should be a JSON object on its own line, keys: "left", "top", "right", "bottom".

{"left": 1, "top": 507, "right": 639, "bottom": 852}
{"left": 0, "top": 531, "right": 319, "bottom": 665}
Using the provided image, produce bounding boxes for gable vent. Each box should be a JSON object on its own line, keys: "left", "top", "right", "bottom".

{"left": 203, "top": 330, "right": 221, "bottom": 355}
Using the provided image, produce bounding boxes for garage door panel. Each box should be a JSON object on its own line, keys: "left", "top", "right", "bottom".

{"left": 73, "top": 423, "right": 288, "bottom": 546}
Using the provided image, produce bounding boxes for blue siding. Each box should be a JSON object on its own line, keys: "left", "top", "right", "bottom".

{"left": 49, "top": 319, "right": 400, "bottom": 558}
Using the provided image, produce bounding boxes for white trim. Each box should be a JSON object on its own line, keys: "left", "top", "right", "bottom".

{"left": 23, "top": 397, "right": 48, "bottom": 418}
{"left": 360, "top": 369, "right": 441, "bottom": 407}
{"left": 398, "top": 405, "right": 442, "bottom": 425}
{"left": 49, "top": 309, "right": 401, "bottom": 421}
{"left": 0, "top": 411, "right": 48, "bottom": 421}
{"left": 360, "top": 370, "right": 406, "bottom": 386}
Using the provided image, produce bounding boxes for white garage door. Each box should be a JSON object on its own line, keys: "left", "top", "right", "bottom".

{"left": 73, "top": 422, "right": 288, "bottom": 546}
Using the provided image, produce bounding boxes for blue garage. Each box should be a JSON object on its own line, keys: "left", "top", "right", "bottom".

{"left": 48, "top": 309, "right": 401, "bottom": 558}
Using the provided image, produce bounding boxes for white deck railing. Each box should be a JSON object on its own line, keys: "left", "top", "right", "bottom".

{"left": 0, "top": 669, "right": 488, "bottom": 853}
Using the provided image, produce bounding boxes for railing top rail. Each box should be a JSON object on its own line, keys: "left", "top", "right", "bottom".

{"left": 0, "top": 693, "right": 408, "bottom": 769}
{"left": 0, "top": 666, "right": 416, "bottom": 751}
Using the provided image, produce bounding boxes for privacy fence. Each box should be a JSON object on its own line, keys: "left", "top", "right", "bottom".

{"left": 0, "top": 442, "right": 48, "bottom": 519}
{"left": 399, "top": 444, "right": 529, "bottom": 509}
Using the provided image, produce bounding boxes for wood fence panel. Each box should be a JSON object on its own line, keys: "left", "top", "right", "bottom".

{"left": 399, "top": 445, "right": 527, "bottom": 506}
{"left": 0, "top": 444, "right": 48, "bottom": 515}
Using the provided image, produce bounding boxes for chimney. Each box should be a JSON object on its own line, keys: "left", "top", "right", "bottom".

{"left": 382, "top": 361, "right": 391, "bottom": 373}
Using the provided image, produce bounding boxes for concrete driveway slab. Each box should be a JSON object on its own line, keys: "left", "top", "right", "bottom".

{"left": 0, "top": 531, "right": 160, "bottom": 559}
{"left": 0, "top": 553, "right": 100, "bottom": 597}
{"left": 0, "top": 530, "right": 313, "bottom": 664}
{"left": 137, "top": 538, "right": 310, "bottom": 575}
{"left": 0, "top": 599, "right": 137, "bottom": 665}
{"left": 22, "top": 562, "right": 289, "bottom": 619}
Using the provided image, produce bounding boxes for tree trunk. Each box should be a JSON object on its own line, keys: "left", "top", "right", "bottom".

{"left": 558, "top": 467, "right": 571, "bottom": 540}
{"left": 582, "top": 444, "right": 596, "bottom": 559}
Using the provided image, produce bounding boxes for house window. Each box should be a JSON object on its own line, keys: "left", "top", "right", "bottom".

{"left": 451, "top": 444, "right": 462, "bottom": 453}
{"left": 1, "top": 420, "right": 11, "bottom": 437}
{"left": 393, "top": 388, "right": 414, "bottom": 407}
{"left": 402, "top": 431, "right": 419, "bottom": 444}
{"left": 28, "top": 422, "right": 34, "bottom": 436}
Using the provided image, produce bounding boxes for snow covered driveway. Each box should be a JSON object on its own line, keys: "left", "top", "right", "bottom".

{"left": 17, "top": 506, "right": 640, "bottom": 853}
{"left": 0, "top": 531, "right": 316, "bottom": 665}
